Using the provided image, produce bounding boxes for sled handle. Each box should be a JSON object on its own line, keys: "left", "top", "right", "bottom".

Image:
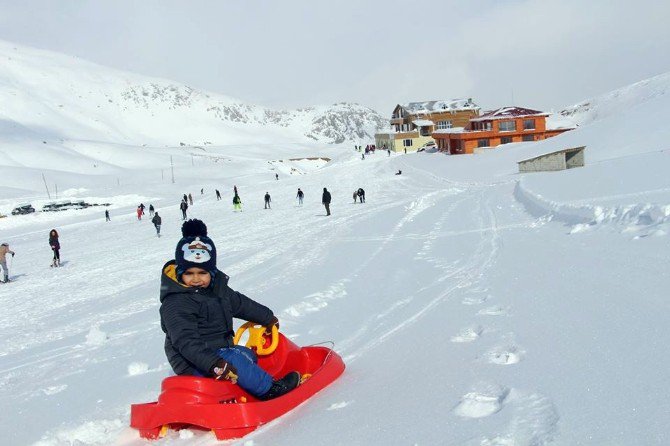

{"left": 233, "top": 322, "right": 279, "bottom": 355}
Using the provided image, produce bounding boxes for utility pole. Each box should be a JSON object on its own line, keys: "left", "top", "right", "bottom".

{"left": 55, "top": 184, "right": 58, "bottom": 199}
{"left": 42, "top": 173, "right": 51, "bottom": 199}
{"left": 161, "top": 169, "right": 164, "bottom": 181}
{"left": 170, "top": 156, "right": 175, "bottom": 184}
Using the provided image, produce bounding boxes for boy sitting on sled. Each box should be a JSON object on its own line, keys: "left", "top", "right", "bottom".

{"left": 159, "top": 219, "right": 300, "bottom": 400}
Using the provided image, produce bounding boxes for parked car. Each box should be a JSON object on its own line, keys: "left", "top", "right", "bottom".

{"left": 11, "top": 204, "right": 36, "bottom": 215}
{"left": 42, "top": 202, "right": 60, "bottom": 212}
{"left": 417, "top": 141, "right": 436, "bottom": 152}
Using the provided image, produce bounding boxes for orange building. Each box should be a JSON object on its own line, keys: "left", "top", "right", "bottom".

{"left": 432, "top": 106, "right": 573, "bottom": 155}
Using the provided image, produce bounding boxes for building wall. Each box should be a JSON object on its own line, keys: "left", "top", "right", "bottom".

{"left": 519, "top": 153, "right": 567, "bottom": 172}
{"left": 434, "top": 115, "right": 571, "bottom": 155}
{"left": 375, "top": 133, "right": 433, "bottom": 152}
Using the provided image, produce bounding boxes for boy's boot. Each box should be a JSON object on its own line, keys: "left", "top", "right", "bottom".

{"left": 258, "top": 371, "right": 301, "bottom": 401}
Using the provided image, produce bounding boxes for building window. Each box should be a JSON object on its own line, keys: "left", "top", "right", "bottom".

{"left": 500, "top": 136, "right": 513, "bottom": 144}
{"left": 403, "top": 139, "right": 413, "bottom": 147}
{"left": 477, "top": 139, "right": 490, "bottom": 148}
{"left": 522, "top": 134, "right": 535, "bottom": 142}
{"left": 436, "top": 120, "right": 453, "bottom": 130}
{"left": 523, "top": 119, "right": 536, "bottom": 130}
{"left": 499, "top": 121, "right": 516, "bottom": 132}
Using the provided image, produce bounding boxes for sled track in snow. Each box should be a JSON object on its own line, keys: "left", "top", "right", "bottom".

{"left": 342, "top": 185, "right": 501, "bottom": 363}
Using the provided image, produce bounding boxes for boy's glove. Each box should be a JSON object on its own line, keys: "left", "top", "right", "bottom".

{"left": 11, "top": 253, "right": 15, "bottom": 257}
{"left": 265, "top": 316, "right": 279, "bottom": 334}
{"left": 211, "top": 359, "right": 238, "bottom": 384}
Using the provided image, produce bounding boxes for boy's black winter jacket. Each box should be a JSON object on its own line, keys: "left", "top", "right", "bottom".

{"left": 159, "top": 260, "right": 275, "bottom": 376}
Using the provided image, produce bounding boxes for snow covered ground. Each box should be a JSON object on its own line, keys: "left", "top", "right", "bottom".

{"left": 1, "top": 43, "right": 669, "bottom": 445}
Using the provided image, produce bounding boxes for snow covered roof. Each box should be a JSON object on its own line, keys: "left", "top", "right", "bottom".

{"left": 412, "top": 119, "right": 434, "bottom": 127}
{"left": 400, "top": 99, "right": 479, "bottom": 114}
{"left": 470, "top": 106, "right": 549, "bottom": 122}
{"left": 433, "top": 127, "right": 465, "bottom": 134}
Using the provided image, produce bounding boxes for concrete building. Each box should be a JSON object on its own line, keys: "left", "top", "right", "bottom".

{"left": 518, "top": 146, "right": 586, "bottom": 173}
{"left": 375, "top": 99, "right": 480, "bottom": 153}
{"left": 433, "top": 106, "right": 574, "bottom": 155}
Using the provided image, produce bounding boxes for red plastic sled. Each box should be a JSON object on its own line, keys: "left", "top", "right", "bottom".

{"left": 130, "top": 323, "right": 345, "bottom": 440}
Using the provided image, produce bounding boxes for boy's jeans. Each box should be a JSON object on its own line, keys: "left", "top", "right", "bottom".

{"left": 216, "top": 346, "right": 272, "bottom": 397}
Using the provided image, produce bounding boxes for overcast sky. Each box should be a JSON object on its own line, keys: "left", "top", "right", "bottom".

{"left": 0, "top": 0, "right": 668, "bottom": 113}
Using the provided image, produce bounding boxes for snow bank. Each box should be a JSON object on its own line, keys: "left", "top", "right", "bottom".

{"left": 515, "top": 180, "right": 670, "bottom": 228}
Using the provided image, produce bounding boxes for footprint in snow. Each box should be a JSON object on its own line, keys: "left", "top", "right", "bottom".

{"left": 462, "top": 294, "right": 491, "bottom": 306}
{"left": 327, "top": 401, "right": 351, "bottom": 410}
{"left": 477, "top": 306, "right": 510, "bottom": 316}
{"left": 486, "top": 345, "right": 524, "bottom": 365}
{"left": 451, "top": 326, "right": 483, "bottom": 343}
{"left": 454, "top": 384, "right": 509, "bottom": 418}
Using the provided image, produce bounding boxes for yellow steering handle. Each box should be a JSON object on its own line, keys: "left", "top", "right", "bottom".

{"left": 233, "top": 321, "right": 279, "bottom": 355}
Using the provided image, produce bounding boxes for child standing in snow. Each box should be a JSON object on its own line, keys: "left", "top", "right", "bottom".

{"left": 152, "top": 212, "right": 162, "bottom": 237}
{"left": 49, "top": 229, "right": 60, "bottom": 267}
{"left": 159, "top": 219, "right": 300, "bottom": 400}
{"left": 233, "top": 194, "right": 242, "bottom": 212}
{"left": 0, "top": 242, "right": 15, "bottom": 283}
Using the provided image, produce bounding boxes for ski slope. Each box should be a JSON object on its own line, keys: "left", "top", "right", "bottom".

{"left": 0, "top": 135, "right": 668, "bottom": 445}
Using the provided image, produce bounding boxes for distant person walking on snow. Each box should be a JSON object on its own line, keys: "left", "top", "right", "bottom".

{"left": 275, "top": 173, "right": 279, "bottom": 180}
{"left": 49, "top": 229, "right": 60, "bottom": 268}
{"left": 357, "top": 188, "right": 366, "bottom": 203}
{"left": 200, "top": 188, "right": 204, "bottom": 195}
{"left": 234, "top": 185, "right": 238, "bottom": 195}
{"left": 183, "top": 194, "right": 188, "bottom": 203}
{"left": 180, "top": 200, "right": 189, "bottom": 220}
{"left": 105, "top": 209, "right": 110, "bottom": 221}
{"left": 322, "top": 187, "right": 331, "bottom": 216}
{"left": 0, "top": 242, "right": 15, "bottom": 283}
{"left": 215, "top": 189, "right": 221, "bottom": 201}
{"left": 137, "top": 206, "right": 143, "bottom": 220}
{"left": 149, "top": 204, "right": 155, "bottom": 216}
{"left": 233, "top": 194, "right": 242, "bottom": 212}
{"left": 188, "top": 193, "right": 193, "bottom": 205}
{"left": 152, "top": 212, "right": 162, "bottom": 237}
{"left": 139, "top": 203, "right": 146, "bottom": 215}
{"left": 264, "top": 192, "right": 271, "bottom": 209}
{"left": 296, "top": 188, "right": 304, "bottom": 205}
{"left": 353, "top": 191, "right": 358, "bottom": 203}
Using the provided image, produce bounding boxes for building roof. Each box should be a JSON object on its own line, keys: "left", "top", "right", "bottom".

{"left": 433, "top": 127, "right": 465, "bottom": 134}
{"left": 470, "top": 106, "right": 549, "bottom": 122}
{"left": 400, "top": 98, "right": 480, "bottom": 114}
{"left": 412, "top": 119, "right": 434, "bottom": 127}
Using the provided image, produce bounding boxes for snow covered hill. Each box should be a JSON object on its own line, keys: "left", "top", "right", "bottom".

{"left": 0, "top": 40, "right": 385, "bottom": 148}
{"left": 0, "top": 45, "right": 669, "bottom": 446}
{"left": 558, "top": 71, "right": 670, "bottom": 126}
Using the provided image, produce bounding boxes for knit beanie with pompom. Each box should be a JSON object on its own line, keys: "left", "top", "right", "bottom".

{"left": 175, "top": 219, "right": 217, "bottom": 281}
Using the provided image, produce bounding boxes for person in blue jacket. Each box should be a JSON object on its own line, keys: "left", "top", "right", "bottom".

{"left": 159, "top": 219, "right": 300, "bottom": 400}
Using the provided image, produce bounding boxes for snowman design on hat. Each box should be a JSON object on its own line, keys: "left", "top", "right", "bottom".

{"left": 181, "top": 237, "right": 212, "bottom": 263}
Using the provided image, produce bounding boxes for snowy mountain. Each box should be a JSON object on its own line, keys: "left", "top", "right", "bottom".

{"left": 0, "top": 41, "right": 669, "bottom": 446}
{"left": 0, "top": 40, "right": 385, "bottom": 148}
